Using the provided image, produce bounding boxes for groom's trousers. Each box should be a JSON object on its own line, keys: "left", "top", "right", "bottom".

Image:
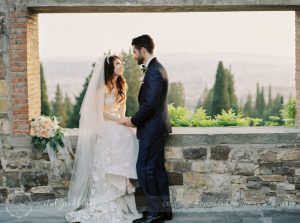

{"left": 136, "top": 136, "right": 171, "bottom": 217}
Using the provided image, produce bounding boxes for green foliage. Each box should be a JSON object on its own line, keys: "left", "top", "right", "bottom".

{"left": 64, "top": 94, "right": 73, "bottom": 127}
{"left": 198, "top": 62, "right": 237, "bottom": 116}
{"left": 40, "top": 63, "right": 52, "bottom": 115}
{"left": 168, "top": 104, "right": 192, "bottom": 127}
{"left": 121, "top": 49, "right": 143, "bottom": 117}
{"left": 52, "top": 84, "right": 67, "bottom": 127}
{"left": 190, "top": 107, "right": 216, "bottom": 127}
{"left": 169, "top": 106, "right": 252, "bottom": 127}
{"left": 67, "top": 70, "right": 92, "bottom": 128}
{"left": 168, "top": 82, "right": 185, "bottom": 107}
{"left": 214, "top": 109, "right": 249, "bottom": 127}
{"left": 212, "top": 61, "right": 230, "bottom": 115}
{"left": 265, "top": 116, "right": 281, "bottom": 126}
{"left": 248, "top": 118, "right": 263, "bottom": 126}
{"left": 280, "top": 97, "right": 296, "bottom": 127}
{"left": 243, "top": 94, "right": 254, "bottom": 117}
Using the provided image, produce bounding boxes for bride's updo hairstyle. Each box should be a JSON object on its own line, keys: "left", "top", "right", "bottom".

{"left": 104, "top": 55, "right": 127, "bottom": 103}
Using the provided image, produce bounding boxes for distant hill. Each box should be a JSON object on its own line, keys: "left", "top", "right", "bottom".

{"left": 41, "top": 52, "right": 295, "bottom": 109}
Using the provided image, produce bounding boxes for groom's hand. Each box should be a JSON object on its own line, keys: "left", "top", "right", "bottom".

{"left": 121, "top": 117, "right": 135, "bottom": 127}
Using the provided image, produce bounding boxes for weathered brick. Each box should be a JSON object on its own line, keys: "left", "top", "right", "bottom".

{"left": 4, "top": 172, "right": 20, "bottom": 188}
{"left": 234, "top": 163, "right": 257, "bottom": 176}
{"left": 168, "top": 172, "right": 183, "bottom": 186}
{"left": 31, "top": 193, "right": 55, "bottom": 202}
{"left": 0, "top": 188, "right": 8, "bottom": 203}
{"left": 0, "top": 172, "right": 3, "bottom": 186}
{"left": 243, "top": 189, "right": 266, "bottom": 204}
{"left": 173, "top": 161, "right": 191, "bottom": 172}
{"left": 262, "top": 151, "right": 277, "bottom": 162}
{"left": 201, "top": 192, "right": 230, "bottom": 204}
{"left": 277, "top": 150, "right": 300, "bottom": 161}
{"left": 0, "top": 118, "right": 10, "bottom": 134}
{"left": 0, "top": 80, "right": 8, "bottom": 96}
{"left": 0, "top": 100, "right": 8, "bottom": 112}
{"left": 183, "top": 147, "right": 207, "bottom": 160}
{"left": 260, "top": 175, "right": 287, "bottom": 182}
{"left": 184, "top": 172, "right": 206, "bottom": 187}
{"left": 247, "top": 181, "right": 262, "bottom": 189}
{"left": 21, "top": 172, "right": 48, "bottom": 188}
{"left": 8, "top": 194, "right": 30, "bottom": 203}
{"left": 211, "top": 145, "right": 231, "bottom": 160}
{"left": 165, "top": 147, "right": 183, "bottom": 160}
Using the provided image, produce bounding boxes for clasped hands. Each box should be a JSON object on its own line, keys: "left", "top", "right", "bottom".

{"left": 119, "top": 117, "right": 135, "bottom": 127}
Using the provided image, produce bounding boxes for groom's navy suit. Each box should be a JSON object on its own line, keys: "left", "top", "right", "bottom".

{"left": 131, "top": 57, "right": 172, "bottom": 216}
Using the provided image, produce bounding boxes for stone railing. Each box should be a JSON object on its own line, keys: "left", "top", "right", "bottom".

{"left": 1, "top": 127, "right": 300, "bottom": 207}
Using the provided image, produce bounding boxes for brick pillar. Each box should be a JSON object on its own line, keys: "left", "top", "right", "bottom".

{"left": 9, "top": 10, "right": 40, "bottom": 135}
{"left": 296, "top": 11, "right": 300, "bottom": 126}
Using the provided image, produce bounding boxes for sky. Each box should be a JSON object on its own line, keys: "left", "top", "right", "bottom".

{"left": 38, "top": 11, "right": 295, "bottom": 60}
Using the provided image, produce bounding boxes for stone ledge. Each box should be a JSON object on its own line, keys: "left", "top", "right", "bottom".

{"left": 64, "top": 127, "right": 300, "bottom": 148}
{"left": 21, "top": 0, "right": 300, "bottom": 13}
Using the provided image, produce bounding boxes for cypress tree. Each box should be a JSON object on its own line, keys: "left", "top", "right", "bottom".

{"left": 52, "top": 84, "right": 67, "bottom": 127}
{"left": 64, "top": 94, "right": 73, "bottom": 127}
{"left": 40, "top": 63, "right": 51, "bottom": 115}
{"left": 225, "top": 68, "right": 238, "bottom": 113}
{"left": 243, "top": 94, "right": 253, "bottom": 117}
{"left": 211, "top": 61, "right": 230, "bottom": 115}
{"left": 67, "top": 70, "right": 92, "bottom": 128}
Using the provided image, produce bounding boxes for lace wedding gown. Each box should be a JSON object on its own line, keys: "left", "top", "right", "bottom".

{"left": 65, "top": 87, "right": 141, "bottom": 223}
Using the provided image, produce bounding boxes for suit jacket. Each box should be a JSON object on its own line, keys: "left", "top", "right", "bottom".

{"left": 131, "top": 58, "right": 172, "bottom": 140}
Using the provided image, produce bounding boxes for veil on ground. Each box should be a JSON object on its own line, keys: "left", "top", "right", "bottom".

{"left": 67, "top": 56, "right": 106, "bottom": 210}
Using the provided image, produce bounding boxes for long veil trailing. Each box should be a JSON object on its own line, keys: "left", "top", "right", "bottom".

{"left": 67, "top": 56, "right": 106, "bottom": 210}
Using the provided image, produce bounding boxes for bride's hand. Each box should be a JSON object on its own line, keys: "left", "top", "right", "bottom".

{"left": 119, "top": 117, "right": 127, "bottom": 125}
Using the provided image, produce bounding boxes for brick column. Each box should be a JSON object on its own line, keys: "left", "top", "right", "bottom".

{"left": 9, "top": 10, "right": 40, "bottom": 135}
{"left": 296, "top": 11, "right": 300, "bottom": 126}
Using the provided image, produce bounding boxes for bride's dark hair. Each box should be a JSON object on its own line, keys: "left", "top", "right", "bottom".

{"left": 104, "top": 55, "right": 127, "bottom": 103}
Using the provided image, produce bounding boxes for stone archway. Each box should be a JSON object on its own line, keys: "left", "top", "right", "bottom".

{"left": 1, "top": 0, "right": 300, "bottom": 207}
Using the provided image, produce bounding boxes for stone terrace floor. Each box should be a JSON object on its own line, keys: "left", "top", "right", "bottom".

{"left": 1, "top": 201, "right": 300, "bottom": 223}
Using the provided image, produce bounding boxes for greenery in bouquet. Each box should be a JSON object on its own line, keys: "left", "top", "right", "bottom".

{"left": 30, "top": 115, "right": 64, "bottom": 152}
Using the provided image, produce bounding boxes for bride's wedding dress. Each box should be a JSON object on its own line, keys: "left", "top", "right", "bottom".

{"left": 65, "top": 86, "right": 141, "bottom": 223}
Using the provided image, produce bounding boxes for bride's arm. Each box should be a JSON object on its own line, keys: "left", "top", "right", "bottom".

{"left": 119, "top": 100, "right": 126, "bottom": 118}
{"left": 103, "top": 111, "right": 121, "bottom": 122}
{"left": 119, "top": 87, "right": 127, "bottom": 118}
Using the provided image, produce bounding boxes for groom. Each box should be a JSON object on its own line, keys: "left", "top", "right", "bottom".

{"left": 122, "top": 34, "right": 172, "bottom": 223}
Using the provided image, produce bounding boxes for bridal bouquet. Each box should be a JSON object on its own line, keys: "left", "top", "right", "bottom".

{"left": 30, "top": 115, "right": 64, "bottom": 152}
{"left": 30, "top": 115, "right": 73, "bottom": 176}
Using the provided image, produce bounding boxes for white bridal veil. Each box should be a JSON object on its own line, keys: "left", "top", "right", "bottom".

{"left": 67, "top": 56, "right": 106, "bottom": 210}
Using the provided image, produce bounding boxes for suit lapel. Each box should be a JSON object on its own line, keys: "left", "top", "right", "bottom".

{"left": 138, "top": 58, "right": 158, "bottom": 104}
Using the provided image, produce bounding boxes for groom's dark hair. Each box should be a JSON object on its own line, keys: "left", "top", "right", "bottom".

{"left": 131, "top": 34, "right": 155, "bottom": 54}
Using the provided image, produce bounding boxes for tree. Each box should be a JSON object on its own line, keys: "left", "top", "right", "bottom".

{"left": 243, "top": 93, "right": 253, "bottom": 117}
{"left": 67, "top": 70, "right": 93, "bottom": 128}
{"left": 168, "top": 81, "right": 185, "bottom": 107}
{"left": 64, "top": 94, "right": 73, "bottom": 127}
{"left": 52, "top": 84, "right": 67, "bottom": 127}
{"left": 121, "top": 49, "right": 143, "bottom": 117}
{"left": 254, "top": 83, "right": 266, "bottom": 118}
{"left": 225, "top": 67, "right": 238, "bottom": 113}
{"left": 40, "top": 63, "right": 51, "bottom": 115}
{"left": 211, "top": 61, "right": 230, "bottom": 115}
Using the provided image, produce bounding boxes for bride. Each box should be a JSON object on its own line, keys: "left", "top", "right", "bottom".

{"left": 65, "top": 56, "right": 141, "bottom": 223}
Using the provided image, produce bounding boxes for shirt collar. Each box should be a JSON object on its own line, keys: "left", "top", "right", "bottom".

{"left": 144, "top": 56, "right": 155, "bottom": 68}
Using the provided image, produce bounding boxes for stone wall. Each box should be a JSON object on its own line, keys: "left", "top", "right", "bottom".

{"left": 1, "top": 127, "right": 300, "bottom": 208}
